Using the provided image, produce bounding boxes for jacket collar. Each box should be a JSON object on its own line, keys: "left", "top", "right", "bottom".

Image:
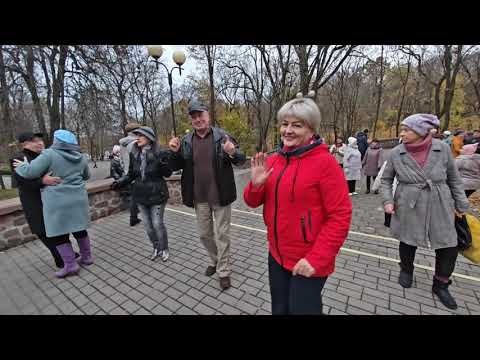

{"left": 22, "top": 148, "right": 39, "bottom": 158}
{"left": 277, "top": 135, "right": 323, "bottom": 158}
{"left": 185, "top": 127, "right": 224, "bottom": 145}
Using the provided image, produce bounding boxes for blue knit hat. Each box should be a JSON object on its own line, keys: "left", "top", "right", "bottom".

{"left": 54, "top": 129, "right": 78, "bottom": 145}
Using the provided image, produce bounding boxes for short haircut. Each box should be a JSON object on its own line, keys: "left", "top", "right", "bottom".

{"left": 277, "top": 97, "right": 321, "bottom": 133}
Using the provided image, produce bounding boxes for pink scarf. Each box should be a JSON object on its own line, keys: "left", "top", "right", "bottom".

{"left": 404, "top": 135, "right": 433, "bottom": 168}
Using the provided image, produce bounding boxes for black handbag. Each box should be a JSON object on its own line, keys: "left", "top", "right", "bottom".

{"left": 456, "top": 215, "right": 472, "bottom": 251}
{"left": 384, "top": 212, "right": 392, "bottom": 228}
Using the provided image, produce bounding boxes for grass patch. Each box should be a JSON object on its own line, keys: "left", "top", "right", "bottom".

{"left": 0, "top": 188, "right": 18, "bottom": 201}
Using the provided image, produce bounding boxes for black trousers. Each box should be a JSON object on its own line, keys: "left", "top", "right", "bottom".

{"left": 37, "top": 233, "right": 64, "bottom": 268}
{"left": 49, "top": 230, "right": 88, "bottom": 247}
{"left": 347, "top": 180, "right": 356, "bottom": 193}
{"left": 398, "top": 241, "right": 458, "bottom": 278}
{"left": 465, "top": 189, "right": 476, "bottom": 198}
{"left": 130, "top": 196, "right": 139, "bottom": 220}
{"left": 366, "top": 176, "right": 376, "bottom": 192}
{"left": 268, "top": 253, "right": 327, "bottom": 315}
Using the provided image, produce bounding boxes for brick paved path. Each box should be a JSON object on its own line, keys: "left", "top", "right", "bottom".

{"left": 1, "top": 171, "right": 480, "bottom": 315}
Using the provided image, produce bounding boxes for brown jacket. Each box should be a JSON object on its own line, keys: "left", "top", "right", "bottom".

{"left": 451, "top": 135, "right": 464, "bottom": 158}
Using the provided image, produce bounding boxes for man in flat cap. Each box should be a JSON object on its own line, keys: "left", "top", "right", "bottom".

{"left": 168, "top": 101, "right": 246, "bottom": 290}
{"left": 9, "top": 131, "right": 78, "bottom": 268}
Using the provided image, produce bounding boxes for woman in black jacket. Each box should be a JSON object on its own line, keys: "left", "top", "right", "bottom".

{"left": 112, "top": 127, "right": 173, "bottom": 261}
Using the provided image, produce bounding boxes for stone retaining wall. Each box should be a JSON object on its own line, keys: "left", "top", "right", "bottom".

{"left": 0, "top": 176, "right": 182, "bottom": 251}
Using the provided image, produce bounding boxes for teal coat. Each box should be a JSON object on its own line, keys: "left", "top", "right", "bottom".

{"left": 15, "top": 147, "right": 90, "bottom": 237}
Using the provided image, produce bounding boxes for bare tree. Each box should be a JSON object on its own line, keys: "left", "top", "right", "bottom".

{"left": 400, "top": 45, "right": 474, "bottom": 130}
{"left": 461, "top": 49, "right": 480, "bottom": 116}
{"left": 0, "top": 45, "right": 14, "bottom": 145}
{"left": 294, "top": 45, "right": 357, "bottom": 97}
{"left": 188, "top": 45, "right": 219, "bottom": 126}
{"left": 372, "top": 46, "right": 386, "bottom": 138}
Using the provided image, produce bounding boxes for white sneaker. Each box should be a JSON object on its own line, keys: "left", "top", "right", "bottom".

{"left": 352, "top": 192, "right": 359, "bottom": 195}
{"left": 161, "top": 250, "right": 169, "bottom": 262}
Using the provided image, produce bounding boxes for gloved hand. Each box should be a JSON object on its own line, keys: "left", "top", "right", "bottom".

{"left": 111, "top": 181, "right": 119, "bottom": 190}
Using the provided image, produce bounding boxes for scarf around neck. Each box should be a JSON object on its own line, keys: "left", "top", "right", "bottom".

{"left": 139, "top": 144, "right": 152, "bottom": 180}
{"left": 404, "top": 134, "right": 432, "bottom": 168}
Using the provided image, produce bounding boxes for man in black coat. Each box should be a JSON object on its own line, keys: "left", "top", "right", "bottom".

{"left": 356, "top": 128, "right": 369, "bottom": 160}
{"left": 10, "top": 132, "right": 77, "bottom": 268}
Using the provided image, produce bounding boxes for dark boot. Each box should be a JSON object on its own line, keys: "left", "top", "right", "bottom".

{"left": 398, "top": 270, "right": 413, "bottom": 288}
{"left": 54, "top": 243, "right": 80, "bottom": 278}
{"left": 76, "top": 235, "right": 93, "bottom": 266}
{"left": 205, "top": 265, "right": 216, "bottom": 277}
{"left": 432, "top": 278, "right": 457, "bottom": 310}
{"left": 220, "top": 276, "right": 231, "bottom": 290}
{"left": 130, "top": 218, "right": 141, "bottom": 227}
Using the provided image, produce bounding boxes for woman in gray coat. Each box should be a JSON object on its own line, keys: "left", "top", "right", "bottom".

{"left": 456, "top": 143, "right": 480, "bottom": 198}
{"left": 381, "top": 114, "right": 469, "bottom": 310}
{"left": 14, "top": 130, "right": 93, "bottom": 279}
{"left": 362, "top": 139, "right": 384, "bottom": 194}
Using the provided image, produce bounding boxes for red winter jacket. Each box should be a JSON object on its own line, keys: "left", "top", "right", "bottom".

{"left": 243, "top": 140, "right": 352, "bottom": 277}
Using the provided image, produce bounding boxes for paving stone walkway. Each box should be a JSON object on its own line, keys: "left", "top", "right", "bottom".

{"left": 1, "top": 171, "right": 479, "bottom": 315}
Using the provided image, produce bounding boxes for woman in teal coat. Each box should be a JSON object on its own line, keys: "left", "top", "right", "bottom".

{"left": 14, "top": 129, "right": 93, "bottom": 278}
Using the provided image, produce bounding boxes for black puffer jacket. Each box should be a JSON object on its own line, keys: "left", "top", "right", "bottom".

{"left": 356, "top": 131, "right": 369, "bottom": 158}
{"left": 115, "top": 145, "right": 172, "bottom": 206}
{"left": 9, "top": 149, "right": 46, "bottom": 236}
{"left": 168, "top": 127, "right": 246, "bottom": 208}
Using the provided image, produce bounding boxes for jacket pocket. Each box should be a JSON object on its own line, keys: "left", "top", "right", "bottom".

{"left": 301, "top": 216, "right": 310, "bottom": 243}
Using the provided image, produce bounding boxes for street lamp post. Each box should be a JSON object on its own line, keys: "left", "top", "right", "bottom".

{"left": 146, "top": 45, "right": 186, "bottom": 137}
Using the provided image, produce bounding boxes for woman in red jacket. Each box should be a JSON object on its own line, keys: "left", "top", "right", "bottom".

{"left": 244, "top": 92, "right": 352, "bottom": 315}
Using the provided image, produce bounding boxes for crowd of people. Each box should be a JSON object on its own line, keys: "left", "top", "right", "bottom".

{"left": 8, "top": 90, "right": 480, "bottom": 314}
{"left": 329, "top": 131, "right": 385, "bottom": 196}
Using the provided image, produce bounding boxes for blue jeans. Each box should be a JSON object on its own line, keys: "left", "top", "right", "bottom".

{"left": 138, "top": 203, "right": 168, "bottom": 251}
{"left": 268, "top": 253, "right": 327, "bottom": 315}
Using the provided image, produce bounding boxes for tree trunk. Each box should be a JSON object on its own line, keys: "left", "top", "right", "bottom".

{"left": 24, "top": 46, "right": 48, "bottom": 143}
{"left": 395, "top": 59, "right": 411, "bottom": 137}
{"left": 48, "top": 46, "right": 68, "bottom": 141}
{"left": 441, "top": 45, "right": 463, "bottom": 131}
{"left": 205, "top": 46, "right": 216, "bottom": 127}
{"left": 120, "top": 92, "right": 128, "bottom": 136}
{"left": 296, "top": 45, "right": 310, "bottom": 94}
{"left": 372, "top": 46, "right": 385, "bottom": 138}
{"left": 0, "top": 46, "right": 14, "bottom": 145}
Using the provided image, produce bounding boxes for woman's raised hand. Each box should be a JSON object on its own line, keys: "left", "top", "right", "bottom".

{"left": 251, "top": 152, "right": 274, "bottom": 187}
